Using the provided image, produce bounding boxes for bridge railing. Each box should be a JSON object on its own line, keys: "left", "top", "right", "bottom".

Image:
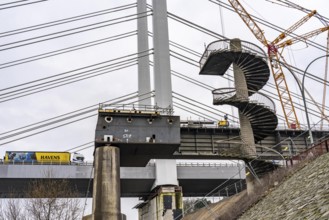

{"left": 99, "top": 103, "right": 174, "bottom": 115}
{"left": 199, "top": 39, "right": 267, "bottom": 69}
{"left": 146, "top": 161, "right": 242, "bottom": 167}
{"left": 0, "top": 160, "right": 93, "bottom": 166}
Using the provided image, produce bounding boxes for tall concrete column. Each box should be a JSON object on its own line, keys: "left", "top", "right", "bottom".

{"left": 151, "top": 0, "right": 178, "bottom": 191}
{"left": 152, "top": 0, "right": 172, "bottom": 108}
{"left": 230, "top": 38, "right": 256, "bottom": 157}
{"left": 137, "top": 0, "right": 151, "bottom": 106}
{"left": 230, "top": 39, "right": 257, "bottom": 195}
{"left": 92, "top": 146, "right": 121, "bottom": 220}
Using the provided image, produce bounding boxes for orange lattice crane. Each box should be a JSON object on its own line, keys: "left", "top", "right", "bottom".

{"left": 228, "top": 0, "right": 329, "bottom": 129}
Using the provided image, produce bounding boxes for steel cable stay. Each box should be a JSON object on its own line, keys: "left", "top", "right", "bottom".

{"left": 148, "top": 31, "right": 202, "bottom": 57}
{"left": 0, "top": 91, "right": 137, "bottom": 137}
{"left": 0, "top": 114, "right": 97, "bottom": 146}
{"left": 0, "top": 93, "right": 142, "bottom": 140}
{"left": 0, "top": 0, "right": 46, "bottom": 10}
{"left": 0, "top": 53, "right": 153, "bottom": 103}
{"left": 0, "top": 49, "right": 153, "bottom": 94}
{"left": 0, "top": 93, "right": 140, "bottom": 139}
{"left": 65, "top": 141, "right": 94, "bottom": 152}
{"left": 173, "top": 91, "right": 240, "bottom": 122}
{"left": 69, "top": 144, "right": 95, "bottom": 154}
{"left": 0, "top": 0, "right": 30, "bottom": 7}
{"left": 169, "top": 50, "right": 200, "bottom": 66}
{"left": 172, "top": 71, "right": 214, "bottom": 91}
{"left": 173, "top": 101, "right": 219, "bottom": 122}
{"left": 0, "top": 91, "right": 154, "bottom": 145}
{"left": 0, "top": 62, "right": 138, "bottom": 103}
{"left": 0, "top": 30, "right": 138, "bottom": 70}
{"left": 0, "top": 3, "right": 137, "bottom": 38}
{"left": 0, "top": 10, "right": 152, "bottom": 52}
{"left": 0, "top": 60, "right": 140, "bottom": 103}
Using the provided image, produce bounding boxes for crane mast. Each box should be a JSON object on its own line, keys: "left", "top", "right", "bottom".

{"left": 228, "top": 0, "right": 328, "bottom": 129}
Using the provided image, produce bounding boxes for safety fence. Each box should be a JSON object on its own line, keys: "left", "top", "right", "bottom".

{"left": 286, "top": 135, "right": 329, "bottom": 166}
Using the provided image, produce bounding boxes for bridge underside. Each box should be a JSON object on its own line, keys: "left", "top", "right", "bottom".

{"left": 0, "top": 178, "right": 245, "bottom": 199}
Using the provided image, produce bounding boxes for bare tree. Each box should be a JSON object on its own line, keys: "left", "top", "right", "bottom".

{"left": 24, "top": 179, "right": 82, "bottom": 220}
{"left": 4, "top": 199, "right": 25, "bottom": 220}
{"left": 0, "top": 200, "right": 5, "bottom": 220}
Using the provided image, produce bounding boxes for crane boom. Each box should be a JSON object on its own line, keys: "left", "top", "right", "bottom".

{"left": 276, "top": 26, "right": 329, "bottom": 48}
{"left": 271, "top": 10, "right": 317, "bottom": 45}
{"left": 228, "top": 0, "right": 268, "bottom": 46}
{"left": 228, "top": 0, "right": 300, "bottom": 129}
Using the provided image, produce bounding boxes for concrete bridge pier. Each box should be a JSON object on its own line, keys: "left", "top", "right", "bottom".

{"left": 92, "top": 146, "right": 121, "bottom": 220}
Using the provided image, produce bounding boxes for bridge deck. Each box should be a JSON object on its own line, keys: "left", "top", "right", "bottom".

{"left": 0, "top": 163, "right": 245, "bottom": 198}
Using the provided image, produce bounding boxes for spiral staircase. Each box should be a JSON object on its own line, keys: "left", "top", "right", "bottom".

{"left": 199, "top": 39, "right": 278, "bottom": 163}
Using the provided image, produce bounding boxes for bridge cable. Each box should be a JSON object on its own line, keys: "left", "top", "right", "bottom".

{"left": 0, "top": 0, "right": 46, "bottom": 10}
{"left": 0, "top": 3, "right": 137, "bottom": 38}
{"left": 0, "top": 10, "right": 152, "bottom": 52}
{"left": 0, "top": 91, "right": 137, "bottom": 136}
{"left": 0, "top": 50, "right": 153, "bottom": 103}
{"left": 0, "top": 92, "right": 154, "bottom": 145}
{"left": 0, "top": 30, "right": 137, "bottom": 70}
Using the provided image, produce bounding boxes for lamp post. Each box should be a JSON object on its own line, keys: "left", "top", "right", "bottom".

{"left": 302, "top": 54, "right": 329, "bottom": 145}
{"left": 278, "top": 54, "right": 329, "bottom": 147}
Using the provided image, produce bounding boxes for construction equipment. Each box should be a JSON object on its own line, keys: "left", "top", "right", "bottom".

{"left": 228, "top": 0, "right": 329, "bottom": 129}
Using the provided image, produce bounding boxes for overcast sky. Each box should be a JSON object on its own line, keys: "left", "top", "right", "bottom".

{"left": 0, "top": 0, "right": 328, "bottom": 219}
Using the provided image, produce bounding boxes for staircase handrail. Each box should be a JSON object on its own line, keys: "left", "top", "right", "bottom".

{"left": 199, "top": 39, "right": 267, "bottom": 69}
{"left": 212, "top": 87, "right": 276, "bottom": 113}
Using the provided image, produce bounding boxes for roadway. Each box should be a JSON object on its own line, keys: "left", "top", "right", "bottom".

{"left": 0, "top": 161, "right": 245, "bottom": 199}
